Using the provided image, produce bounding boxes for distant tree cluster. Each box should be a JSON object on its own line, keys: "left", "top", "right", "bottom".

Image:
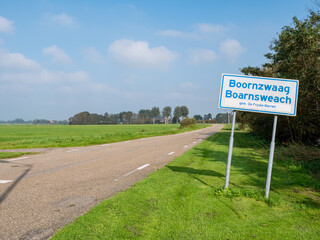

{"left": 69, "top": 106, "right": 190, "bottom": 125}
{"left": 0, "top": 118, "right": 68, "bottom": 125}
{"left": 33, "top": 119, "right": 69, "bottom": 125}
{"left": 0, "top": 118, "right": 32, "bottom": 124}
{"left": 215, "top": 113, "right": 232, "bottom": 123}
{"left": 172, "top": 106, "right": 189, "bottom": 123}
{"left": 192, "top": 113, "right": 217, "bottom": 123}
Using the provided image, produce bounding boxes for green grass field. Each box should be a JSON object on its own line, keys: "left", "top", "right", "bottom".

{"left": 0, "top": 124, "right": 209, "bottom": 149}
{"left": 52, "top": 127, "right": 320, "bottom": 239}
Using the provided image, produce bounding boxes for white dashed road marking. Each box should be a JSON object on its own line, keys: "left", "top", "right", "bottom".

{"left": 0, "top": 180, "right": 13, "bottom": 184}
{"left": 67, "top": 149, "right": 79, "bottom": 153}
{"left": 123, "top": 169, "right": 137, "bottom": 177}
{"left": 168, "top": 152, "right": 175, "bottom": 155}
{"left": 137, "top": 163, "right": 150, "bottom": 170}
{"left": 184, "top": 145, "right": 188, "bottom": 148}
{"left": 7, "top": 157, "right": 29, "bottom": 162}
{"left": 193, "top": 141, "right": 196, "bottom": 143}
{"left": 117, "top": 163, "right": 151, "bottom": 179}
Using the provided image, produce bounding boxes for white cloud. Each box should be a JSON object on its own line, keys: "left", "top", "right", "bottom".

{"left": 157, "top": 23, "right": 227, "bottom": 39}
{"left": 0, "top": 48, "right": 122, "bottom": 120}
{"left": 82, "top": 47, "right": 104, "bottom": 64}
{"left": 196, "top": 23, "right": 225, "bottom": 34}
{"left": 123, "top": 74, "right": 137, "bottom": 85}
{"left": 0, "top": 50, "right": 41, "bottom": 71}
{"left": 39, "top": 70, "right": 89, "bottom": 84}
{"left": 0, "top": 49, "right": 88, "bottom": 85}
{"left": 0, "top": 49, "right": 117, "bottom": 95}
{"left": 164, "top": 91, "right": 197, "bottom": 101}
{"left": 50, "top": 13, "right": 77, "bottom": 27}
{"left": 122, "top": 90, "right": 153, "bottom": 99}
{"left": 57, "top": 80, "right": 117, "bottom": 95}
{"left": 0, "top": 16, "right": 14, "bottom": 33}
{"left": 0, "top": 70, "right": 89, "bottom": 84}
{"left": 156, "top": 30, "right": 187, "bottom": 38}
{"left": 43, "top": 45, "right": 73, "bottom": 64}
{"left": 108, "top": 39, "right": 177, "bottom": 69}
{"left": 165, "top": 91, "right": 183, "bottom": 99}
{"left": 179, "top": 82, "right": 199, "bottom": 91}
{"left": 187, "top": 48, "right": 217, "bottom": 65}
{"left": 220, "top": 39, "right": 245, "bottom": 62}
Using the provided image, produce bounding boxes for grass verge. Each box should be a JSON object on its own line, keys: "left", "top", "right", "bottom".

{"left": 52, "top": 127, "right": 320, "bottom": 239}
{"left": 0, "top": 124, "right": 209, "bottom": 149}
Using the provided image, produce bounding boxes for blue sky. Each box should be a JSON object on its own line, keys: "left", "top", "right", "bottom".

{"left": 0, "top": 0, "right": 314, "bottom": 120}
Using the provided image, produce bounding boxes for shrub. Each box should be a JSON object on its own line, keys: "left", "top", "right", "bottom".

{"left": 180, "top": 118, "right": 196, "bottom": 128}
{"left": 240, "top": 13, "right": 320, "bottom": 144}
{"left": 206, "top": 119, "right": 216, "bottom": 124}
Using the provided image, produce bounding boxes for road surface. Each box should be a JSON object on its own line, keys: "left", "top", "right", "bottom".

{"left": 0, "top": 124, "right": 223, "bottom": 240}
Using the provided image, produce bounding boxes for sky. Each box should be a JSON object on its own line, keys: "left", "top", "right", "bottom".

{"left": 0, "top": 0, "right": 315, "bottom": 121}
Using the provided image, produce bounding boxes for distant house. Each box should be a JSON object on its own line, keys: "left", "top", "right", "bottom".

{"left": 154, "top": 116, "right": 166, "bottom": 124}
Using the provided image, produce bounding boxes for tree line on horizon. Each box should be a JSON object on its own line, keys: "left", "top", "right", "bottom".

{"left": 68, "top": 106, "right": 192, "bottom": 125}
{"left": 0, "top": 109, "right": 223, "bottom": 125}
{"left": 68, "top": 106, "right": 219, "bottom": 125}
{"left": 0, "top": 118, "right": 69, "bottom": 125}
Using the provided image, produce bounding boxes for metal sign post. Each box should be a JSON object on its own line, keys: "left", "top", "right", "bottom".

{"left": 218, "top": 73, "right": 299, "bottom": 198}
{"left": 265, "top": 115, "right": 278, "bottom": 198}
{"left": 224, "top": 110, "right": 236, "bottom": 189}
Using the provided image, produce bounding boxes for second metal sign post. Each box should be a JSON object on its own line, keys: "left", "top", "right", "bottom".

{"left": 219, "top": 73, "right": 299, "bottom": 198}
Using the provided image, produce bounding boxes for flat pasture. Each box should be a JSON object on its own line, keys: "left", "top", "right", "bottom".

{"left": 0, "top": 124, "right": 209, "bottom": 149}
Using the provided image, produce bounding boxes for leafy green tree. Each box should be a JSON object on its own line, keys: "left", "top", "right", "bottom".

{"left": 118, "top": 112, "right": 125, "bottom": 123}
{"left": 89, "top": 113, "right": 104, "bottom": 124}
{"left": 216, "top": 113, "right": 231, "bottom": 123}
{"left": 180, "top": 106, "right": 189, "bottom": 119}
{"left": 126, "top": 111, "right": 133, "bottom": 124}
{"left": 14, "top": 118, "right": 25, "bottom": 124}
{"left": 240, "top": 11, "right": 320, "bottom": 143}
{"left": 162, "top": 106, "right": 171, "bottom": 118}
{"left": 173, "top": 106, "right": 182, "bottom": 123}
{"left": 138, "top": 109, "right": 151, "bottom": 124}
{"left": 109, "top": 114, "right": 119, "bottom": 124}
{"left": 172, "top": 116, "right": 179, "bottom": 124}
{"left": 162, "top": 106, "right": 172, "bottom": 124}
{"left": 69, "top": 111, "right": 90, "bottom": 125}
{"left": 69, "top": 111, "right": 104, "bottom": 125}
{"left": 193, "top": 115, "right": 203, "bottom": 121}
{"left": 151, "top": 107, "right": 160, "bottom": 124}
{"left": 204, "top": 113, "right": 212, "bottom": 120}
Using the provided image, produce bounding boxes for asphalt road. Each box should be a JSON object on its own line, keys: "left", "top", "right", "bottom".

{"left": 0, "top": 124, "right": 224, "bottom": 240}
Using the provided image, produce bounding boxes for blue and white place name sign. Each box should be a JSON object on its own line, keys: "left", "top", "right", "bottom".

{"left": 219, "top": 74, "right": 299, "bottom": 116}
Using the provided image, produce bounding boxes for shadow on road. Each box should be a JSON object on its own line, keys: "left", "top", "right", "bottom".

{"left": 0, "top": 166, "right": 32, "bottom": 204}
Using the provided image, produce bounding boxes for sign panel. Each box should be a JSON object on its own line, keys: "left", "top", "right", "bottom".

{"left": 219, "top": 74, "right": 299, "bottom": 116}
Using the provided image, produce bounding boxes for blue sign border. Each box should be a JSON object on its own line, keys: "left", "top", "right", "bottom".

{"left": 218, "top": 74, "right": 299, "bottom": 116}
